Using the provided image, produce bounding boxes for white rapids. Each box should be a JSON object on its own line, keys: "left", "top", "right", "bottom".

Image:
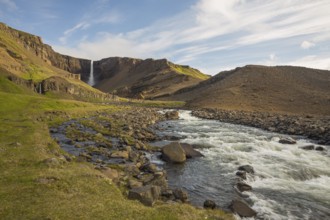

{"left": 153, "top": 110, "right": 330, "bottom": 220}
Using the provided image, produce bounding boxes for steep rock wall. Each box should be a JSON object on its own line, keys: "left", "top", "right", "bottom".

{"left": 0, "top": 23, "right": 91, "bottom": 79}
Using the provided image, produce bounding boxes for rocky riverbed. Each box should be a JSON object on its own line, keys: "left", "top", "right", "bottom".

{"left": 192, "top": 108, "right": 330, "bottom": 145}
{"left": 152, "top": 110, "right": 329, "bottom": 219}
{"left": 49, "top": 107, "right": 190, "bottom": 207}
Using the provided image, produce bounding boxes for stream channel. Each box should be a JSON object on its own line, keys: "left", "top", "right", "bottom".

{"left": 150, "top": 110, "right": 330, "bottom": 220}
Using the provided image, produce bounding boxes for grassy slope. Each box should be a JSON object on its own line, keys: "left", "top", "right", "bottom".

{"left": 0, "top": 25, "right": 106, "bottom": 98}
{"left": 170, "top": 64, "right": 210, "bottom": 80}
{"left": 0, "top": 77, "right": 233, "bottom": 220}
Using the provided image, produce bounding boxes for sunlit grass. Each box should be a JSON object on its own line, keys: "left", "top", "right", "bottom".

{"left": 0, "top": 85, "right": 233, "bottom": 219}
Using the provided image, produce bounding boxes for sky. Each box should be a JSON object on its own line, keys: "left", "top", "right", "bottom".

{"left": 0, "top": 0, "right": 330, "bottom": 75}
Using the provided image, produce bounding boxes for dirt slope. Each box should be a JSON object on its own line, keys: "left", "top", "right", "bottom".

{"left": 162, "top": 65, "right": 330, "bottom": 115}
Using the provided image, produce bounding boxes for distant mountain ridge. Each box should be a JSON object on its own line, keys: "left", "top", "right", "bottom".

{"left": 0, "top": 22, "right": 210, "bottom": 99}
{"left": 93, "top": 57, "right": 209, "bottom": 99}
{"left": 161, "top": 65, "right": 330, "bottom": 115}
{"left": 1, "top": 22, "right": 330, "bottom": 115}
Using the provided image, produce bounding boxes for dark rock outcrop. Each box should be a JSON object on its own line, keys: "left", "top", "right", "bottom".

{"left": 6, "top": 74, "right": 118, "bottom": 101}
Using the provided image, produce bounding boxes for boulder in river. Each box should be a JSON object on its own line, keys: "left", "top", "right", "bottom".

{"left": 203, "top": 200, "right": 216, "bottom": 209}
{"left": 180, "top": 143, "right": 204, "bottom": 158}
{"left": 229, "top": 199, "right": 257, "bottom": 217}
{"left": 299, "top": 145, "right": 315, "bottom": 150}
{"left": 238, "top": 165, "right": 255, "bottom": 174}
{"left": 128, "top": 185, "right": 161, "bottom": 206}
{"left": 161, "top": 142, "right": 186, "bottom": 163}
{"left": 165, "top": 111, "right": 179, "bottom": 120}
{"left": 315, "top": 146, "right": 325, "bottom": 151}
{"left": 279, "top": 137, "right": 297, "bottom": 144}
{"left": 236, "top": 182, "right": 252, "bottom": 192}
{"left": 236, "top": 171, "right": 247, "bottom": 180}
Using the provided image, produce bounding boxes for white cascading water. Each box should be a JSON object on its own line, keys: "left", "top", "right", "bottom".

{"left": 152, "top": 110, "right": 330, "bottom": 220}
{"left": 88, "top": 60, "right": 95, "bottom": 86}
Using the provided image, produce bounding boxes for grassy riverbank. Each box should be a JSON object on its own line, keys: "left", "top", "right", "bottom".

{"left": 0, "top": 77, "right": 233, "bottom": 219}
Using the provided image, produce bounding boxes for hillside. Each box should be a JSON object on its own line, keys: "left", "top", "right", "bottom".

{"left": 0, "top": 23, "right": 233, "bottom": 219}
{"left": 0, "top": 23, "right": 116, "bottom": 101}
{"left": 162, "top": 65, "right": 330, "bottom": 115}
{"left": 93, "top": 57, "right": 209, "bottom": 99}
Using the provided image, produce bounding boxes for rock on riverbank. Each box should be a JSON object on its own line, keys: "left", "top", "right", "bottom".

{"left": 50, "top": 108, "right": 184, "bottom": 206}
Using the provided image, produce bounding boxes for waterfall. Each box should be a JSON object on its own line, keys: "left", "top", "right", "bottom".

{"left": 38, "top": 83, "right": 42, "bottom": 94}
{"left": 88, "top": 60, "right": 95, "bottom": 86}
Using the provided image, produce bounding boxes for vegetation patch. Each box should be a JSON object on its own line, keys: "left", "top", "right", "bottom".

{"left": 170, "top": 64, "right": 210, "bottom": 80}
{"left": 0, "top": 88, "right": 233, "bottom": 219}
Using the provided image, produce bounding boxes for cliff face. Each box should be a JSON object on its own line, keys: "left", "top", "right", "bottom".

{"left": 0, "top": 22, "right": 91, "bottom": 77}
{"left": 93, "top": 57, "right": 209, "bottom": 99}
{"left": 0, "top": 22, "right": 209, "bottom": 99}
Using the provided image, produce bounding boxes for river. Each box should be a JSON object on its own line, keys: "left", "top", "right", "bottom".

{"left": 151, "top": 110, "right": 330, "bottom": 220}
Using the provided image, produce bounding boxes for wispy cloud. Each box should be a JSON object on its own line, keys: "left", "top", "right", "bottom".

{"left": 301, "top": 40, "right": 315, "bottom": 49}
{"left": 0, "top": 0, "right": 17, "bottom": 11}
{"left": 55, "top": 0, "right": 330, "bottom": 74}
{"left": 60, "top": 22, "right": 90, "bottom": 44}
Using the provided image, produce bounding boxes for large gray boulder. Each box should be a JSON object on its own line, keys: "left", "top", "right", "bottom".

{"left": 229, "top": 199, "right": 257, "bottom": 217}
{"left": 180, "top": 143, "right": 204, "bottom": 158}
{"left": 128, "top": 185, "right": 161, "bottom": 206}
{"left": 161, "top": 142, "right": 186, "bottom": 163}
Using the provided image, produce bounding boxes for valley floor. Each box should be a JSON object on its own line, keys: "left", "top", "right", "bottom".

{"left": 0, "top": 90, "right": 233, "bottom": 220}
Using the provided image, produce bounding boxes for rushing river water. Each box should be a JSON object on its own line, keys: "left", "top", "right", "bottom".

{"left": 152, "top": 111, "right": 330, "bottom": 220}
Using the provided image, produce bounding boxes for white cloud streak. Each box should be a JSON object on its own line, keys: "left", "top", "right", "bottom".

{"left": 55, "top": 0, "right": 330, "bottom": 74}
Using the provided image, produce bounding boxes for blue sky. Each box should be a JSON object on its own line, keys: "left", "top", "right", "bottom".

{"left": 1, "top": 0, "right": 330, "bottom": 75}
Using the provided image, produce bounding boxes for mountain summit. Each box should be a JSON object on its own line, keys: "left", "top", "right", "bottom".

{"left": 93, "top": 57, "right": 209, "bottom": 99}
